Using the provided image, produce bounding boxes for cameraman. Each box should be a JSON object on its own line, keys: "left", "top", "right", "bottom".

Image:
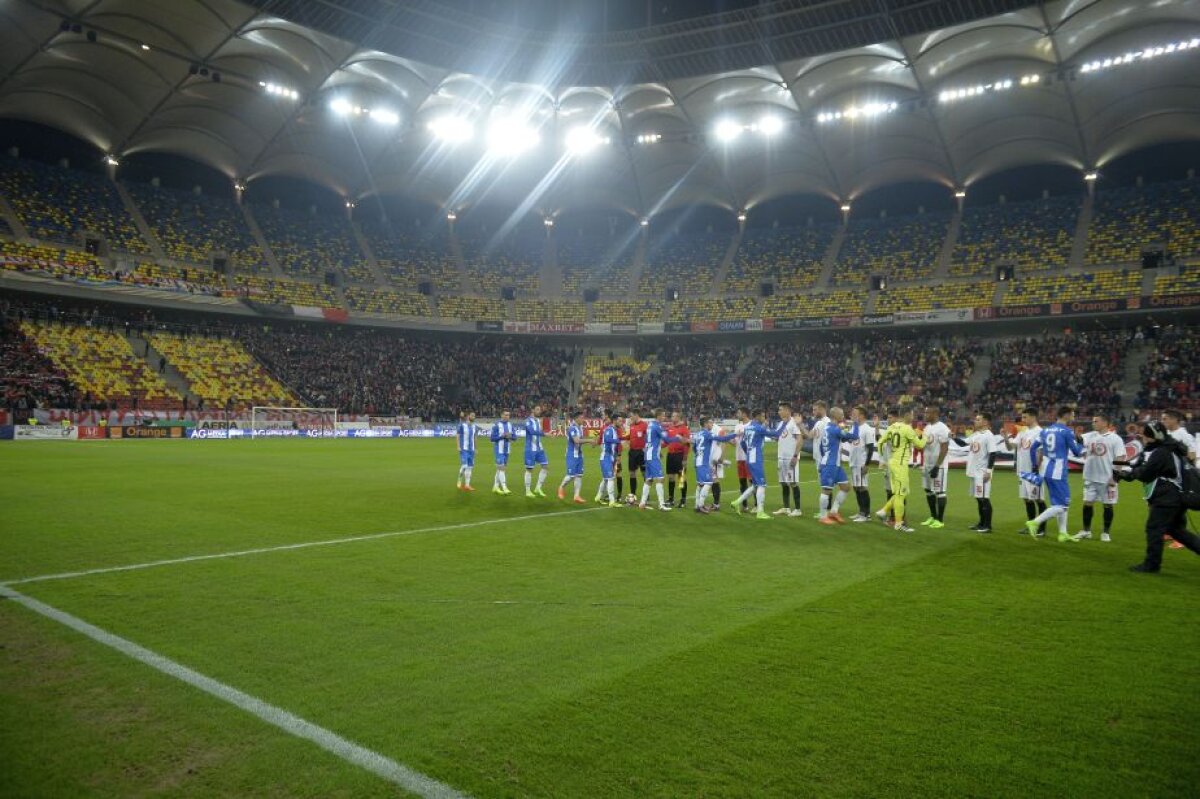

{"left": 1117, "top": 420, "right": 1200, "bottom": 573}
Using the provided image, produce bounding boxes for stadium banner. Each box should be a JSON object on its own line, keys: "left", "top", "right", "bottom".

{"left": 692, "top": 320, "right": 718, "bottom": 332}
{"left": 745, "top": 318, "right": 763, "bottom": 331}
{"left": 665, "top": 322, "right": 691, "bottom": 333}
{"left": 503, "top": 321, "right": 530, "bottom": 333}
{"left": 112, "top": 426, "right": 184, "bottom": 439}
{"left": 611, "top": 323, "right": 638, "bottom": 334}
{"left": 638, "top": 322, "right": 665, "bottom": 334}
{"left": 718, "top": 320, "right": 746, "bottom": 331}
{"left": 1142, "top": 292, "right": 1200, "bottom": 309}
{"left": 14, "top": 425, "right": 78, "bottom": 440}
{"left": 773, "top": 317, "right": 830, "bottom": 329}
{"left": 585, "top": 322, "right": 613, "bottom": 335}
{"left": 77, "top": 426, "right": 107, "bottom": 439}
{"left": 186, "top": 427, "right": 461, "bottom": 440}
{"left": 862, "top": 313, "right": 895, "bottom": 326}
{"left": 0, "top": 426, "right": 12, "bottom": 440}
{"left": 528, "top": 322, "right": 584, "bottom": 334}
{"left": 830, "top": 315, "right": 860, "bottom": 327}
{"left": 475, "top": 320, "right": 504, "bottom": 332}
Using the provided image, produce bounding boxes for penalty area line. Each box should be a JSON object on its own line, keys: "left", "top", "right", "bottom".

{"left": 0, "top": 584, "right": 471, "bottom": 799}
{"left": 1, "top": 507, "right": 608, "bottom": 587}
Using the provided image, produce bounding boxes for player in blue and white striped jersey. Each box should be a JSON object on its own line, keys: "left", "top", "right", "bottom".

{"left": 1025, "top": 406, "right": 1085, "bottom": 543}
{"left": 489, "top": 411, "right": 515, "bottom": 495}
{"left": 523, "top": 405, "right": 550, "bottom": 498}
{"left": 639, "top": 409, "right": 683, "bottom": 511}
{"left": 456, "top": 411, "right": 480, "bottom": 491}
{"left": 557, "top": 410, "right": 588, "bottom": 503}
{"left": 597, "top": 412, "right": 624, "bottom": 507}
{"left": 731, "top": 409, "right": 786, "bottom": 519}
{"left": 690, "top": 418, "right": 738, "bottom": 513}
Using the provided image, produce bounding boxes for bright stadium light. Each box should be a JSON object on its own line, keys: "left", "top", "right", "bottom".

{"left": 636, "top": 132, "right": 662, "bottom": 144}
{"left": 816, "top": 102, "right": 897, "bottom": 124}
{"left": 736, "top": 211, "right": 747, "bottom": 222}
{"left": 640, "top": 218, "right": 649, "bottom": 227}
{"left": 954, "top": 189, "right": 966, "bottom": 198}
{"left": 369, "top": 108, "right": 399, "bottom": 126}
{"left": 840, "top": 203, "right": 851, "bottom": 212}
{"left": 755, "top": 115, "right": 784, "bottom": 136}
{"left": 1078, "top": 37, "right": 1199, "bottom": 74}
{"left": 103, "top": 154, "right": 119, "bottom": 167}
{"left": 714, "top": 119, "right": 744, "bottom": 143}
{"left": 329, "top": 98, "right": 353, "bottom": 116}
{"left": 544, "top": 217, "right": 554, "bottom": 227}
{"left": 1084, "top": 171, "right": 1099, "bottom": 182}
{"left": 429, "top": 116, "right": 473, "bottom": 143}
{"left": 566, "top": 126, "right": 609, "bottom": 154}
{"left": 446, "top": 211, "right": 457, "bottom": 221}
{"left": 487, "top": 117, "right": 539, "bottom": 156}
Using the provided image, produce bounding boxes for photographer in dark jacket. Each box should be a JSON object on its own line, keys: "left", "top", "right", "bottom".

{"left": 1117, "top": 420, "right": 1200, "bottom": 573}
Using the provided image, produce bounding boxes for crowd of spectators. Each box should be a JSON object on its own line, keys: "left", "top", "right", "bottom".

{"left": 1136, "top": 325, "right": 1199, "bottom": 413}
{"left": 981, "top": 329, "right": 1126, "bottom": 420}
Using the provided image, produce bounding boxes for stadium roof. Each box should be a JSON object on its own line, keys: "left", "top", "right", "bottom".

{"left": 2, "top": 0, "right": 1199, "bottom": 218}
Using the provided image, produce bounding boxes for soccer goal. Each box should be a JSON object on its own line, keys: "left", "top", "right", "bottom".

{"left": 249, "top": 406, "right": 339, "bottom": 437}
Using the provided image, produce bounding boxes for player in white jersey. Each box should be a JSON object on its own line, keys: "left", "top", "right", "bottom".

{"left": 1075, "top": 413, "right": 1126, "bottom": 542}
{"left": 805, "top": 401, "right": 831, "bottom": 518}
{"left": 773, "top": 403, "right": 804, "bottom": 517}
{"left": 920, "top": 406, "right": 951, "bottom": 528}
{"left": 963, "top": 412, "right": 999, "bottom": 532}
{"left": 846, "top": 405, "right": 876, "bottom": 521}
{"left": 733, "top": 408, "right": 751, "bottom": 511}
{"left": 1161, "top": 409, "right": 1197, "bottom": 462}
{"left": 1002, "top": 408, "right": 1049, "bottom": 537}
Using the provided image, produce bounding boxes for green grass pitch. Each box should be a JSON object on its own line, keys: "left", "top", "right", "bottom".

{"left": 1, "top": 438, "right": 1198, "bottom": 798}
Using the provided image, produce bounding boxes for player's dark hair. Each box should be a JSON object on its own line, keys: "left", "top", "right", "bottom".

{"left": 738, "top": 406, "right": 750, "bottom": 416}
{"left": 778, "top": 402, "right": 791, "bottom": 411}
{"left": 1057, "top": 405, "right": 1073, "bottom": 419}
{"left": 853, "top": 405, "right": 867, "bottom": 417}
{"left": 1094, "top": 412, "right": 1109, "bottom": 423}
{"left": 699, "top": 416, "right": 710, "bottom": 428}
{"left": 1023, "top": 406, "right": 1038, "bottom": 418}
{"left": 814, "top": 400, "right": 827, "bottom": 410}
{"left": 977, "top": 411, "right": 991, "bottom": 424}
{"left": 1163, "top": 409, "right": 1185, "bottom": 423}
{"left": 888, "top": 407, "right": 901, "bottom": 417}
{"left": 653, "top": 407, "right": 665, "bottom": 418}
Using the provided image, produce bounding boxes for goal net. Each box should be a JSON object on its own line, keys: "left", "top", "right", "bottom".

{"left": 249, "top": 406, "right": 339, "bottom": 437}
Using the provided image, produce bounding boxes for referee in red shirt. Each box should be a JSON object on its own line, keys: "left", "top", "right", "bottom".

{"left": 626, "top": 411, "right": 648, "bottom": 500}
{"left": 666, "top": 410, "right": 691, "bottom": 507}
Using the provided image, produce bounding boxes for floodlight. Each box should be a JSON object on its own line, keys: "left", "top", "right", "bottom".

{"left": 756, "top": 116, "right": 784, "bottom": 136}
{"left": 446, "top": 211, "right": 457, "bottom": 221}
{"left": 329, "top": 98, "right": 353, "bottom": 116}
{"left": 736, "top": 211, "right": 747, "bottom": 222}
{"left": 1084, "top": 171, "right": 1099, "bottom": 182}
{"left": 640, "top": 218, "right": 649, "bottom": 227}
{"left": 566, "top": 126, "right": 608, "bottom": 154}
{"left": 714, "top": 119, "right": 743, "bottom": 143}
{"left": 487, "top": 118, "right": 539, "bottom": 156}
{"left": 370, "top": 108, "right": 399, "bottom": 126}
{"left": 103, "top": 154, "right": 119, "bottom": 167}
{"left": 840, "top": 203, "right": 851, "bottom": 212}
{"left": 544, "top": 217, "right": 554, "bottom": 227}
{"left": 429, "top": 116, "right": 473, "bottom": 143}
{"left": 140, "top": 43, "right": 150, "bottom": 51}
{"left": 954, "top": 189, "right": 966, "bottom": 198}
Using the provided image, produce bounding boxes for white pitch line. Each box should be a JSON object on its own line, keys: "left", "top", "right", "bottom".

{"left": 0, "top": 584, "right": 470, "bottom": 799}
{"left": 1, "top": 507, "right": 608, "bottom": 587}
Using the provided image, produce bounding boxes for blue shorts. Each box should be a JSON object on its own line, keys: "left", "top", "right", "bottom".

{"left": 645, "top": 458, "right": 664, "bottom": 480}
{"left": 695, "top": 464, "right": 712, "bottom": 485}
{"left": 566, "top": 457, "right": 584, "bottom": 477}
{"left": 1045, "top": 477, "right": 1071, "bottom": 508}
{"left": 600, "top": 458, "right": 615, "bottom": 480}
{"left": 819, "top": 463, "right": 848, "bottom": 488}
{"left": 525, "top": 450, "right": 549, "bottom": 469}
{"left": 459, "top": 451, "right": 475, "bottom": 467}
{"left": 494, "top": 453, "right": 509, "bottom": 467}
{"left": 748, "top": 466, "right": 766, "bottom": 487}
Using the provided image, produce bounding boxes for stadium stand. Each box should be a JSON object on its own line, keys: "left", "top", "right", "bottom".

{"left": 461, "top": 231, "right": 542, "bottom": 296}
{"left": 579, "top": 353, "right": 654, "bottom": 410}
{"left": 0, "top": 157, "right": 149, "bottom": 253}
{"left": 733, "top": 340, "right": 859, "bottom": 412}
{"left": 591, "top": 299, "right": 665, "bottom": 325}
{"left": 147, "top": 332, "right": 297, "bottom": 407}
{"left": 640, "top": 233, "right": 729, "bottom": 295}
{"left": 951, "top": 195, "right": 1080, "bottom": 277}
{"left": 626, "top": 341, "right": 742, "bottom": 417}
{"left": 132, "top": 262, "right": 226, "bottom": 295}
{"left": 0, "top": 318, "right": 77, "bottom": 410}
{"left": 835, "top": 212, "right": 950, "bottom": 285}
{"left": 344, "top": 286, "right": 431, "bottom": 317}
{"left": 125, "top": 183, "right": 268, "bottom": 272}
{"left": 233, "top": 275, "right": 341, "bottom": 308}
{"left": 18, "top": 318, "right": 180, "bottom": 407}
{"left": 668, "top": 296, "right": 757, "bottom": 321}
{"left": 983, "top": 330, "right": 1127, "bottom": 418}
{"left": 725, "top": 225, "right": 833, "bottom": 293}
{"left": 1087, "top": 179, "right": 1200, "bottom": 266}
{"left": 1137, "top": 325, "right": 1199, "bottom": 412}
{"left": 359, "top": 219, "right": 460, "bottom": 291}
{"left": 237, "top": 325, "right": 570, "bottom": 417}
{"left": 1152, "top": 263, "right": 1200, "bottom": 296}
{"left": 438, "top": 294, "right": 507, "bottom": 321}
{"left": 515, "top": 298, "right": 586, "bottom": 323}
{"left": 251, "top": 204, "right": 372, "bottom": 282}
{"left": 862, "top": 336, "right": 983, "bottom": 411}
{"left": 1, "top": 240, "right": 109, "bottom": 280}
{"left": 761, "top": 290, "right": 863, "bottom": 319}
{"left": 559, "top": 234, "right": 635, "bottom": 296}
{"left": 874, "top": 281, "right": 992, "bottom": 314}
{"left": 1001, "top": 270, "right": 1140, "bottom": 306}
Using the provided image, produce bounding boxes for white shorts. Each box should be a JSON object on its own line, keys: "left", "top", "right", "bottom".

{"left": 1018, "top": 479, "right": 1042, "bottom": 501}
{"left": 777, "top": 458, "right": 797, "bottom": 484}
{"left": 922, "top": 464, "right": 948, "bottom": 494}
{"left": 1083, "top": 481, "right": 1118, "bottom": 504}
{"left": 713, "top": 461, "right": 725, "bottom": 480}
{"left": 971, "top": 474, "right": 992, "bottom": 499}
{"left": 850, "top": 464, "right": 869, "bottom": 489}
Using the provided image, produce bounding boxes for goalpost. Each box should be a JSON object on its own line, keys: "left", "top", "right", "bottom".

{"left": 249, "top": 406, "right": 339, "bottom": 437}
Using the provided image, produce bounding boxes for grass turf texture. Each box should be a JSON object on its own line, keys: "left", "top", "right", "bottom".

{"left": 1, "top": 438, "right": 1198, "bottom": 798}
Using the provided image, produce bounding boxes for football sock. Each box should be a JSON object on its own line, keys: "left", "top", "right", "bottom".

{"left": 525, "top": 471, "right": 532, "bottom": 491}
{"left": 893, "top": 494, "right": 907, "bottom": 523}
{"left": 536, "top": 470, "right": 547, "bottom": 491}
{"left": 833, "top": 489, "right": 847, "bottom": 514}
{"left": 695, "top": 484, "right": 709, "bottom": 509}
{"left": 616, "top": 476, "right": 623, "bottom": 497}
{"left": 819, "top": 493, "right": 830, "bottom": 517}
{"left": 499, "top": 472, "right": 507, "bottom": 490}
{"left": 560, "top": 475, "right": 571, "bottom": 489}
{"left": 667, "top": 478, "right": 676, "bottom": 503}
{"left": 630, "top": 476, "right": 637, "bottom": 497}
{"left": 975, "top": 498, "right": 985, "bottom": 526}
{"left": 1024, "top": 500, "right": 1036, "bottom": 520}
{"left": 573, "top": 477, "right": 581, "bottom": 499}
{"left": 1037, "top": 500, "right": 1048, "bottom": 533}
{"left": 936, "top": 495, "right": 947, "bottom": 521}
{"left": 739, "top": 478, "right": 749, "bottom": 509}
{"left": 640, "top": 483, "right": 651, "bottom": 506}
{"left": 792, "top": 484, "right": 802, "bottom": 510}
{"left": 1103, "top": 505, "right": 1114, "bottom": 533}
{"left": 735, "top": 485, "right": 755, "bottom": 507}
{"left": 655, "top": 482, "right": 666, "bottom": 507}
{"left": 679, "top": 479, "right": 687, "bottom": 503}
{"left": 463, "top": 467, "right": 472, "bottom": 487}
{"left": 780, "top": 485, "right": 791, "bottom": 509}
{"left": 493, "top": 473, "right": 500, "bottom": 489}
{"left": 712, "top": 483, "right": 721, "bottom": 505}
{"left": 981, "top": 498, "right": 992, "bottom": 528}
{"left": 1082, "top": 504, "right": 1094, "bottom": 532}
{"left": 856, "top": 487, "right": 870, "bottom": 515}
{"left": 926, "top": 492, "right": 937, "bottom": 517}
{"left": 755, "top": 487, "right": 765, "bottom": 513}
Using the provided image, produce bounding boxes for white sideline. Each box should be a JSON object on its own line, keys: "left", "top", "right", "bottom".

{"left": 0, "top": 584, "right": 471, "bottom": 799}
{"left": 1, "top": 507, "right": 608, "bottom": 587}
